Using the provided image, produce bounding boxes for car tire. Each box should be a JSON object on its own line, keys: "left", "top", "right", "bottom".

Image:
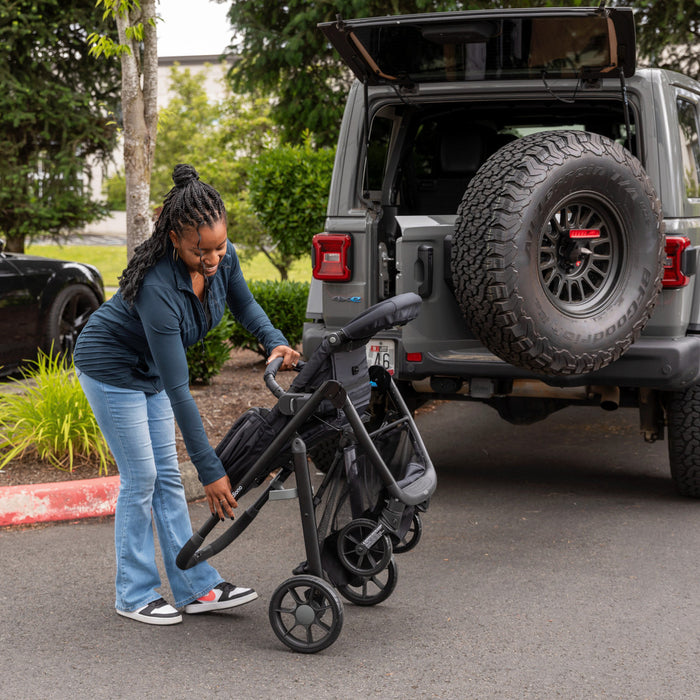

{"left": 44, "top": 284, "right": 100, "bottom": 359}
{"left": 666, "top": 384, "right": 700, "bottom": 498}
{"left": 451, "top": 130, "right": 665, "bottom": 376}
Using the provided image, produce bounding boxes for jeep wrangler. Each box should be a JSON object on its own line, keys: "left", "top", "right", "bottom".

{"left": 303, "top": 6, "right": 700, "bottom": 497}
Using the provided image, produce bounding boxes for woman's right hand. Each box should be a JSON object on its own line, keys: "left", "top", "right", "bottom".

{"left": 204, "top": 475, "right": 238, "bottom": 520}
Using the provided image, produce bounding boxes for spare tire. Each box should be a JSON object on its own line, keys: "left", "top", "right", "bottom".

{"left": 451, "top": 130, "right": 665, "bottom": 376}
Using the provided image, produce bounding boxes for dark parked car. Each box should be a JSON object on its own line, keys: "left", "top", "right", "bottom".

{"left": 0, "top": 239, "right": 104, "bottom": 375}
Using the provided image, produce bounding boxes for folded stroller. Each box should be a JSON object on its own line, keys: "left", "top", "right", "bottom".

{"left": 177, "top": 292, "right": 437, "bottom": 653}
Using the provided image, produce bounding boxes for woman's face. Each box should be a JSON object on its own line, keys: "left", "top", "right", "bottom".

{"left": 170, "top": 219, "right": 227, "bottom": 277}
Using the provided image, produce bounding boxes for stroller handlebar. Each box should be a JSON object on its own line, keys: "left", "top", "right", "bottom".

{"left": 264, "top": 356, "right": 305, "bottom": 398}
{"left": 263, "top": 357, "right": 285, "bottom": 397}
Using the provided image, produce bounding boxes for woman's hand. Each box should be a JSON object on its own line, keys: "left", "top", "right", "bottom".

{"left": 204, "top": 475, "right": 238, "bottom": 520}
{"left": 266, "top": 344, "right": 301, "bottom": 371}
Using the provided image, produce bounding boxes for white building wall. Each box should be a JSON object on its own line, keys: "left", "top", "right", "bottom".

{"left": 158, "top": 54, "right": 232, "bottom": 108}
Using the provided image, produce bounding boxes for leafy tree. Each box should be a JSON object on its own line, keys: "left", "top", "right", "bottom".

{"left": 89, "top": 0, "right": 158, "bottom": 259}
{"left": 0, "top": 0, "right": 121, "bottom": 253}
{"left": 151, "top": 65, "right": 224, "bottom": 203}
{"left": 150, "top": 64, "right": 277, "bottom": 257}
{"left": 225, "top": 0, "right": 700, "bottom": 146}
{"left": 616, "top": 0, "right": 700, "bottom": 81}
{"left": 210, "top": 91, "right": 279, "bottom": 256}
{"left": 248, "top": 135, "right": 335, "bottom": 279}
{"left": 224, "top": 0, "right": 464, "bottom": 147}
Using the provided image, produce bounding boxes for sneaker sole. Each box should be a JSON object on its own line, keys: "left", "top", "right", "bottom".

{"left": 116, "top": 608, "right": 183, "bottom": 626}
{"left": 183, "top": 590, "right": 259, "bottom": 614}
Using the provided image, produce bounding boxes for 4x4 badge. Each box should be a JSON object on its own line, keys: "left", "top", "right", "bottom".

{"left": 332, "top": 295, "right": 362, "bottom": 303}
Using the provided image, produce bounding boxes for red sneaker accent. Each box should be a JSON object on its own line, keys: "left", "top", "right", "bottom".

{"left": 199, "top": 590, "right": 217, "bottom": 602}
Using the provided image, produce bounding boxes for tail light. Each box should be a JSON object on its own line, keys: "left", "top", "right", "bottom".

{"left": 663, "top": 236, "right": 691, "bottom": 288}
{"left": 312, "top": 233, "right": 352, "bottom": 281}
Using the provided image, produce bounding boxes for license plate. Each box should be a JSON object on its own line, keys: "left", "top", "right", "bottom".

{"left": 367, "top": 339, "right": 395, "bottom": 374}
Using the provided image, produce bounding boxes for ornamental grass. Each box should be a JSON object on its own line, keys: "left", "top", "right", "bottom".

{"left": 0, "top": 351, "right": 113, "bottom": 474}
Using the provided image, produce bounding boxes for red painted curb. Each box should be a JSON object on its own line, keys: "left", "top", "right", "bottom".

{"left": 0, "top": 476, "right": 121, "bottom": 527}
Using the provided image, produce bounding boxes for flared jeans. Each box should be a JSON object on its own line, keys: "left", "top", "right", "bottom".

{"left": 77, "top": 370, "right": 222, "bottom": 611}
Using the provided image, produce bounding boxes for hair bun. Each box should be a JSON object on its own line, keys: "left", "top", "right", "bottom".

{"left": 172, "top": 164, "right": 199, "bottom": 188}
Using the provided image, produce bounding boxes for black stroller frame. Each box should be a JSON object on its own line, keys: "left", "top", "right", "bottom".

{"left": 177, "top": 293, "right": 437, "bottom": 653}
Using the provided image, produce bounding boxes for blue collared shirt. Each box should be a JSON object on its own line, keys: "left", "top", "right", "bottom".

{"left": 74, "top": 240, "right": 288, "bottom": 485}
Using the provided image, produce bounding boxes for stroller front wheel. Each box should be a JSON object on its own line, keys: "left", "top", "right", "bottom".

{"left": 268, "top": 575, "right": 344, "bottom": 653}
{"left": 337, "top": 518, "right": 393, "bottom": 576}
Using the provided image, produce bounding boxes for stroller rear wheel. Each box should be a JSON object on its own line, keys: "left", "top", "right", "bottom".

{"left": 268, "top": 575, "right": 344, "bottom": 653}
{"left": 337, "top": 557, "right": 398, "bottom": 606}
{"left": 337, "top": 518, "right": 393, "bottom": 576}
{"left": 393, "top": 513, "right": 423, "bottom": 554}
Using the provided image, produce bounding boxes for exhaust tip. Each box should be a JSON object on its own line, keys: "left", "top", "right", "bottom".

{"left": 599, "top": 386, "right": 620, "bottom": 411}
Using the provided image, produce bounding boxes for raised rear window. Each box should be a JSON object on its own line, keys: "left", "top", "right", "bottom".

{"left": 352, "top": 16, "right": 615, "bottom": 83}
{"left": 321, "top": 9, "right": 636, "bottom": 86}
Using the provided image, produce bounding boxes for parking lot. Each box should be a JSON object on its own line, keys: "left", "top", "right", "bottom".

{"left": 1, "top": 400, "right": 698, "bottom": 699}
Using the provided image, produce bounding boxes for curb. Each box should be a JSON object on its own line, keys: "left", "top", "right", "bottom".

{"left": 0, "top": 476, "right": 121, "bottom": 527}
{"left": 0, "top": 461, "right": 205, "bottom": 527}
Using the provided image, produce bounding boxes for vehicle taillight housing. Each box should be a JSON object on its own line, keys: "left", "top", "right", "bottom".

{"left": 312, "top": 233, "right": 352, "bottom": 281}
{"left": 663, "top": 236, "right": 691, "bottom": 288}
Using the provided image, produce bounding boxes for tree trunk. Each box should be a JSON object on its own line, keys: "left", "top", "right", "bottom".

{"left": 261, "top": 247, "right": 290, "bottom": 281}
{"left": 115, "top": 0, "right": 158, "bottom": 260}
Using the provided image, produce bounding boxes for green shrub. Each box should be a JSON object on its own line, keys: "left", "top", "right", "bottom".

{"left": 248, "top": 134, "right": 334, "bottom": 278}
{"left": 186, "top": 311, "right": 236, "bottom": 385}
{"left": 229, "top": 280, "right": 310, "bottom": 357}
{"left": 0, "top": 351, "right": 113, "bottom": 474}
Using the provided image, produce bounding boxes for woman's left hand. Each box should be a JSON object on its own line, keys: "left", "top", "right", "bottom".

{"left": 266, "top": 344, "right": 301, "bottom": 370}
{"left": 204, "top": 474, "right": 237, "bottom": 520}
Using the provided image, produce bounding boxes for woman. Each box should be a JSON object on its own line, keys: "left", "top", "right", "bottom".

{"left": 74, "top": 164, "right": 300, "bottom": 625}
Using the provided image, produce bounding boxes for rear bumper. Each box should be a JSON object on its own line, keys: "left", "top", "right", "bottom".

{"left": 400, "top": 336, "right": 700, "bottom": 392}
{"left": 304, "top": 321, "right": 700, "bottom": 392}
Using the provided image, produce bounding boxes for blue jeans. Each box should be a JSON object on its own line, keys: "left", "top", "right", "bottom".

{"left": 77, "top": 370, "right": 222, "bottom": 611}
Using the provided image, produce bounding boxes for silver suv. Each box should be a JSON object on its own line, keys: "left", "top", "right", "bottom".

{"left": 303, "top": 6, "right": 700, "bottom": 497}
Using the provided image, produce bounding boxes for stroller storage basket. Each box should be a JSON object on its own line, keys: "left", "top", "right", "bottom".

{"left": 177, "top": 293, "right": 436, "bottom": 653}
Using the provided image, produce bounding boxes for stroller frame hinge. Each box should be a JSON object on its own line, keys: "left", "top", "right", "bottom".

{"left": 379, "top": 497, "right": 406, "bottom": 535}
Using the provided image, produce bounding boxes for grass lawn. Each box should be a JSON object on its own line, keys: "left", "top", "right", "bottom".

{"left": 27, "top": 243, "right": 311, "bottom": 291}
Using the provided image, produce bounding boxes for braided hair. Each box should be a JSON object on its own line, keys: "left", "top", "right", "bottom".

{"left": 119, "top": 164, "right": 226, "bottom": 305}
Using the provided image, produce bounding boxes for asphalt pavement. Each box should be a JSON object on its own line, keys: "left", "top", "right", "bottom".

{"left": 1, "top": 401, "right": 698, "bottom": 699}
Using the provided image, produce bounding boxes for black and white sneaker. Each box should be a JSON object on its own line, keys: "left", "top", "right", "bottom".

{"left": 116, "top": 598, "right": 182, "bottom": 626}
{"left": 183, "top": 582, "right": 258, "bottom": 614}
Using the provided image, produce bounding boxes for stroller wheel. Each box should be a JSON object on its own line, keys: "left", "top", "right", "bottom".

{"left": 338, "top": 557, "right": 398, "bottom": 606}
{"left": 337, "top": 518, "right": 393, "bottom": 576}
{"left": 393, "top": 513, "right": 423, "bottom": 554}
{"left": 268, "top": 575, "right": 344, "bottom": 653}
